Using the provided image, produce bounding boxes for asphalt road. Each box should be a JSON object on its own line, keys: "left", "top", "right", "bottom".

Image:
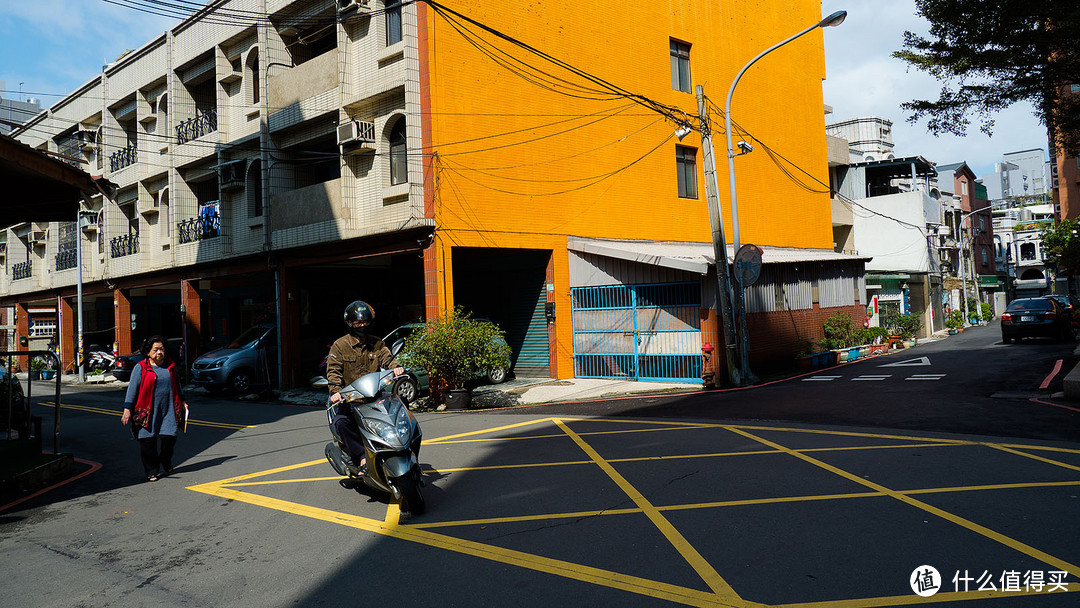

{"left": 1, "top": 321, "right": 1078, "bottom": 607}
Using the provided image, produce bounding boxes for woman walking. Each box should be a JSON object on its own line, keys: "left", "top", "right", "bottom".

{"left": 120, "top": 336, "right": 188, "bottom": 481}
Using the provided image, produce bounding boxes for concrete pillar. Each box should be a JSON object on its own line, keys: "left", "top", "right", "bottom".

{"left": 58, "top": 297, "right": 74, "bottom": 373}
{"left": 701, "top": 308, "right": 722, "bottom": 387}
{"left": 276, "top": 268, "right": 300, "bottom": 388}
{"left": 181, "top": 280, "right": 202, "bottom": 361}
{"left": 113, "top": 289, "right": 132, "bottom": 357}
{"left": 15, "top": 303, "right": 29, "bottom": 371}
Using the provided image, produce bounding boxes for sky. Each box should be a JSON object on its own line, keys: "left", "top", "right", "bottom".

{"left": 0, "top": 0, "right": 1051, "bottom": 179}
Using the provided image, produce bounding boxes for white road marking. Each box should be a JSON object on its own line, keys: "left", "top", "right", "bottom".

{"left": 802, "top": 375, "right": 842, "bottom": 382}
{"left": 879, "top": 357, "right": 931, "bottom": 368}
{"left": 906, "top": 374, "right": 946, "bottom": 381}
{"left": 852, "top": 375, "right": 891, "bottom": 381}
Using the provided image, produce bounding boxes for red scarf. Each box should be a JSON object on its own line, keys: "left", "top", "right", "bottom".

{"left": 131, "top": 358, "right": 184, "bottom": 431}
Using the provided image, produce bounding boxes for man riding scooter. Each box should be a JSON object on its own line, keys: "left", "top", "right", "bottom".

{"left": 327, "top": 300, "right": 405, "bottom": 477}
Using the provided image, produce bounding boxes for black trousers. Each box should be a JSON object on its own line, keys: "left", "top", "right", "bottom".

{"left": 332, "top": 409, "right": 367, "bottom": 465}
{"left": 139, "top": 434, "right": 177, "bottom": 477}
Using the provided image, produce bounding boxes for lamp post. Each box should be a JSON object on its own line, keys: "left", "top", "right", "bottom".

{"left": 723, "top": 9, "right": 847, "bottom": 384}
{"left": 958, "top": 202, "right": 1007, "bottom": 326}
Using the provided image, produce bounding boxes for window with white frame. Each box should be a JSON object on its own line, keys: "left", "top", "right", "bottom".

{"left": 670, "top": 40, "right": 691, "bottom": 93}
{"left": 676, "top": 145, "right": 697, "bottom": 198}
{"left": 389, "top": 118, "right": 408, "bottom": 186}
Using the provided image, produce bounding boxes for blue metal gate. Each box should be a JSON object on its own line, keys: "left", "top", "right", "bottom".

{"left": 571, "top": 282, "right": 702, "bottom": 382}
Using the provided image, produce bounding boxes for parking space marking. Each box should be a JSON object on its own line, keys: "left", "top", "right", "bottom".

{"left": 189, "top": 419, "right": 1080, "bottom": 607}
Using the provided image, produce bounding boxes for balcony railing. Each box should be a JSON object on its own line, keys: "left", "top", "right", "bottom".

{"left": 110, "top": 233, "right": 139, "bottom": 258}
{"left": 110, "top": 143, "right": 137, "bottom": 172}
{"left": 176, "top": 109, "right": 218, "bottom": 145}
{"left": 55, "top": 248, "right": 77, "bottom": 271}
{"left": 178, "top": 209, "right": 221, "bottom": 244}
{"left": 12, "top": 261, "right": 32, "bottom": 280}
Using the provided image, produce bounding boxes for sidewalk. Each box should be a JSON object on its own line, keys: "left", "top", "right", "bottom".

{"left": 275, "top": 375, "right": 702, "bottom": 409}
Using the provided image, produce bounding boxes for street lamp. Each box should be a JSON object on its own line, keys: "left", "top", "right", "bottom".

{"left": 723, "top": 9, "right": 847, "bottom": 384}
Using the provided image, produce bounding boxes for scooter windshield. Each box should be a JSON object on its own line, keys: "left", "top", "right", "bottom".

{"left": 342, "top": 370, "right": 392, "bottom": 400}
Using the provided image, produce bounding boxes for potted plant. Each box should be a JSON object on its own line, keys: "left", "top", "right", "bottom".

{"left": 399, "top": 307, "right": 512, "bottom": 409}
{"left": 28, "top": 357, "right": 45, "bottom": 381}
{"left": 945, "top": 310, "right": 964, "bottom": 334}
{"left": 793, "top": 338, "right": 815, "bottom": 371}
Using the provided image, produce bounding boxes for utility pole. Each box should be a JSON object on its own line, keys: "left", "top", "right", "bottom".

{"left": 696, "top": 85, "right": 742, "bottom": 386}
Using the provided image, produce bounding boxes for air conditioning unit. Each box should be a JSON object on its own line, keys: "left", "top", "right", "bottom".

{"left": 338, "top": 0, "right": 372, "bottom": 14}
{"left": 218, "top": 160, "right": 247, "bottom": 190}
{"left": 337, "top": 120, "right": 376, "bottom": 151}
{"left": 76, "top": 129, "right": 99, "bottom": 150}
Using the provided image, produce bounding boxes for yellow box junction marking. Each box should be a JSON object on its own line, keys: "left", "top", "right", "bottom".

{"left": 39, "top": 401, "right": 252, "bottom": 430}
{"left": 188, "top": 418, "right": 1080, "bottom": 607}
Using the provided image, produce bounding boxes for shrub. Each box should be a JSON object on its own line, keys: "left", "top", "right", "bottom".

{"left": 822, "top": 313, "right": 857, "bottom": 349}
{"left": 980, "top": 302, "right": 993, "bottom": 321}
{"left": 945, "top": 310, "right": 965, "bottom": 330}
{"left": 884, "top": 312, "right": 922, "bottom": 339}
{"left": 398, "top": 306, "right": 512, "bottom": 392}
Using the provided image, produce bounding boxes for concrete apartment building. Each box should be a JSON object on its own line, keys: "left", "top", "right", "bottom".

{"left": 3, "top": 0, "right": 864, "bottom": 386}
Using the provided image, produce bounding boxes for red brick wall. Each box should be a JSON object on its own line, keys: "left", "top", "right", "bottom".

{"left": 181, "top": 280, "right": 201, "bottom": 359}
{"left": 114, "top": 290, "right": 132, "bottom": 357}
{"left": 746, "top": 303, "right": 867, "bottom": 372}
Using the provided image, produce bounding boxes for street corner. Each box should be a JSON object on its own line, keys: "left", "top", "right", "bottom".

{"left": 184, "top": 417, "right": 1080, "bottom": 606}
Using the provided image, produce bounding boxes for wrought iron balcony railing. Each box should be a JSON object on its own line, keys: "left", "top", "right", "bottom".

{"left": 110, "top": 233, "right": 139, "bottom": 258}
{"left": 55, "top": 248, "right": 77, "bottom": 271}
{"left": 110, "top": 143, "right": 137, "bottom": 172}
{"left": 176, "top": 109, "right": 218, "bottom": 145}
{"left": 178, "top": 210, "right": 221, "bottom": 244}
{"left": 12, "top": 260, "right": 32, "bottom": 280}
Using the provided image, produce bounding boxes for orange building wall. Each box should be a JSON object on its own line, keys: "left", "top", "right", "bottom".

{"left": 418, "top": 0, "right": 835, "bottom": 376}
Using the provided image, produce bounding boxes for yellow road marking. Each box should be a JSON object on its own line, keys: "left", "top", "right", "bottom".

{"left": 429, "top": 425, "right": 716, "bottom": 445}
{"left": 985, "top": 444, "right": 1080, "bottom": 473}
{"left": 39, "top": 401, "right": 251, "bottom": 429}
{"left": 725, "top": 426, "right": 1080, "bottom": 580}
{"left": 424, "top": 417, "right": 559, "bottom": 444}
{"left": 188, "top": 419, "right": 1080, "bottom": 607}
{"left": 554, "top": 418, "right": 746, "bottom": 604}
{"left": 189, "top": 479, "right": 737, "bottom": 608}
{"left": 778, "top": 588, "right": 1078, "bottom": 608}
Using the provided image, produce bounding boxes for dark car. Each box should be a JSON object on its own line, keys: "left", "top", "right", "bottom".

{"left": 1043, "top": 294, "right": 1080, "bottom": 332}
{"left": 1001, "top": 298, "right": 1074, "bottom": 343}
{"left": 1, "top": 363, "right": 27, "bottom": 436}
{"left": 111, "top": 338, "right": 184, "bottom": 382}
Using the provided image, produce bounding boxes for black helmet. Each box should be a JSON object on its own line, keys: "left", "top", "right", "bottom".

{"left": 343, "top": 300, "right": 375, "bottom": 327}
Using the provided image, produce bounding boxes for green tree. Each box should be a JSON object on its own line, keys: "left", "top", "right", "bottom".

{"left": 893, "top": 2, "right": 1080, "bottom": 154}
{"left": 1040, "top": 218, "right": 1080, "bottom": 292}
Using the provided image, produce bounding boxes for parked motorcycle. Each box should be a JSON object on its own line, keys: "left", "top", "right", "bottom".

{"left": 316, "top": 369, "right": 426, "bottom": 516}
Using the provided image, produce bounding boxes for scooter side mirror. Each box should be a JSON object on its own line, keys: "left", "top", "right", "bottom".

{"left": 310, "top": 376, "right": 329, "bottom": 389}
{"left": 389, "top": 339, "right": 405, "bottom": 358}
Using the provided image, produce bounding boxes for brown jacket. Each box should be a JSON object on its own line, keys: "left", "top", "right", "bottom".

{"left": 326, "top": 333, "right": 397, "bottom": 394}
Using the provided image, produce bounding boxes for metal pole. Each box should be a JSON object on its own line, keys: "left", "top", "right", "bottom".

{"left": 696, "top": 86, "right": 741, "bottom": 386}
{"left": 76, "top": 206, "right": 86, "bottom": 382}
{"left": 53, "top": 354, "right": 61, "bottom": 454}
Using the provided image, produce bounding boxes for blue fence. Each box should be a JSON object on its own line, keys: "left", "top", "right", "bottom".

{"left": 571, "top": 282, "right": 702, "bottom": 382}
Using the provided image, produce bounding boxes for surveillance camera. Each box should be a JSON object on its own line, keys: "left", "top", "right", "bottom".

{"left": 737, "top": 141, "right": 754, "bottom": 154}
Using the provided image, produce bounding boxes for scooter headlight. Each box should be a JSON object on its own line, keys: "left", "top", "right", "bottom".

{"left": 395, "top": 406, "right": 412, "bottom": 439}
{"left": 363, "top": 417, "right": 400, "bottom": 444}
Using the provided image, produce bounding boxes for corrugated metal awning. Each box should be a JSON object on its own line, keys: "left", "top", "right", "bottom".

{"left": 567, "top": 236, "right": 871, "bottom": 274}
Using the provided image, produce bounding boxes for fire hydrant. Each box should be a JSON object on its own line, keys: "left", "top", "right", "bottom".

{"left": 701, "top": 342, "right": 715, "bottom": 386}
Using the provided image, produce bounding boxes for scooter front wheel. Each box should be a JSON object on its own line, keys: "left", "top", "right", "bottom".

{"left": 396, "top": 474, "right": 426, "bottom": 516}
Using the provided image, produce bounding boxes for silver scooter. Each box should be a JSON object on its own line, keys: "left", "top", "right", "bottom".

{"left": 319, "top": 369, "right": 425, "bottom": 515}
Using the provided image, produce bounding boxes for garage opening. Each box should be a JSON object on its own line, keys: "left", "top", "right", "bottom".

{"left": 452, "top": 248, "right": 550, "bottom": 378}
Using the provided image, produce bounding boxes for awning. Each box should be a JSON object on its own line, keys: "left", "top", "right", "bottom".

{"left": 567, "top": 236, "right": 871, "bottom": 275}
{"left": 0, "top": 132, "right": 116, "bottom": 224}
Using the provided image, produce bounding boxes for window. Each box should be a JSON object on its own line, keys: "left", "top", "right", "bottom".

{"left": 981, "top": 248, "right": 988, "bottom": 265}
{"left": 247, "top": 159, "right": 263, "bottom": 217}
{"left": 386, "top": 0, "right": 402, "bottom": 46}
{"left": 676, "top": 145, "right": 697, "bottom": 198}
{"left": 961, "top": 181, "right": 968, "bottom": 195}
{"left": 389, "top": 119, "right": 408, "bottom": 185}
{"left": 248, "top": 51, "right": 260, "bottom": 105}
{"left": 670, "top": 40, "right": 691, "bottom": 93}
{"left": 1020, "top": 242, "right": 1036, "bottom": 261}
